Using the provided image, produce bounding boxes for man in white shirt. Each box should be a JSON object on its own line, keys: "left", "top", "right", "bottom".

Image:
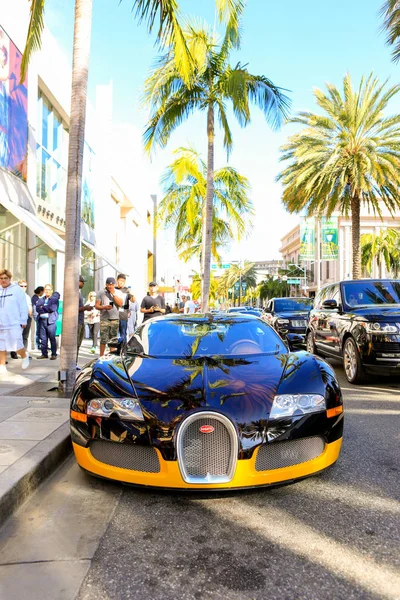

{"left": 184, "top": 296, "right": 196, "bottom": 314}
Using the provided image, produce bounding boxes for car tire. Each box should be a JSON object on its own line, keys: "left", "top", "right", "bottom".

{"left": 343, "top": 337, "right": 366, "bottom": 384}
{"left": 306, "top": 331, "right": 318, "bottom": 355}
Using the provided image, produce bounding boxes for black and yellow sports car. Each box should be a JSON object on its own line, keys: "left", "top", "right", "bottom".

{"left": 70, "top": 314, "right": 343, "bottom": 490}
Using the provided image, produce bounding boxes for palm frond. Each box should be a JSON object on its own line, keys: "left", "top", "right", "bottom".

{"left": 20, "top": 0, "right": 46, "bottom": 82}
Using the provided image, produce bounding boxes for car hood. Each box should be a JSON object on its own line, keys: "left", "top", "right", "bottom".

{"left": 274, "top": 311, "right": 310, "bottom": 319}
{"left": 351, "top": 307, "right": 400, "bottom": 321}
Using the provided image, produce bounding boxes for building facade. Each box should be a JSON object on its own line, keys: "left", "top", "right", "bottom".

{"left": 280, "top": 208, "right": 400, "bottom": 295}
{"left": 1, "top": 4, "right": 154, "bottom": 303}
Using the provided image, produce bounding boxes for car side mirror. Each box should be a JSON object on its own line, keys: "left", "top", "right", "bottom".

{"left": 322, "top": 299, "right": 338, "bottom": 310}
{"left": 286, "top": 333, "right": 305, "bottom": 351}
{"left": 109, "top": 337, "right": 125, "bottom": 355}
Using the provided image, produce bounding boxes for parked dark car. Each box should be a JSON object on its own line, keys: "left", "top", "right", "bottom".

{"left": 306, "top": 279, "right": 400, "bottom": 383}
{"left": 264, "top": 297, "right": 314, "bottom": 345}
{"left": 70, "top": 314, "right": 343, "bottom": 489}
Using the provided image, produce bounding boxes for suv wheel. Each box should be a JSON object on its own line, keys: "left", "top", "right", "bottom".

{"left": 343, "top": 337, "right": 366, "bottom": 384}
{"left": 306, "top": 331, "right": 318, "bottom": 355}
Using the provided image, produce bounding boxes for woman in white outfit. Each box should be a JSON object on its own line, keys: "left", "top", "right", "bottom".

{"left": 86, "top": 291, "right": 100, "bottom": 353}
{"left": 0, "top": 269, "right": 29, "bottom": 374}
{"left": 127, "top": 294, "right": 139, "bottom": 339}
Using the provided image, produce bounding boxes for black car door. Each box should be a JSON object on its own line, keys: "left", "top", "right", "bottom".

{"left": 314, "top": 284, "right": 338, "bottom": 354}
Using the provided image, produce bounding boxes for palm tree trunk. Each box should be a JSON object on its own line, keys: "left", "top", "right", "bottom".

{"left": 201, "top": 104, "right": 215, "bottom": 312}
{"left": 351, "top": 193, "right": 362, "bottom": 279}
{"left": 59, "top": 0, "right": 93, "bottom": 393}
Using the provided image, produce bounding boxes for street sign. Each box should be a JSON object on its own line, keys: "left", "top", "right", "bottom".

{"left": 211, "top": 263, "right": 231, "bottom": 270}
{"left": 234, "top": 281, "right": 240, "bottom": 291}
{"left": 287, "top": 278, "right": 301, "bottom": 284}
{"left": 241, "top": 282, "right": 247, "bottom": 292}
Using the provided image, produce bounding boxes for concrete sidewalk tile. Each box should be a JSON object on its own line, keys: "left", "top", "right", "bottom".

{"left": 0, "top": 440, "right": 38, "bottom": 466}
{"left": 0, "top": 560, "right": 91, "bottom": 600}
{"left": 0, "top": 420, "right": 65, "bottom": 441}
{"left": 0, "top": 423, "right": 71, "bottom": 527}
{"left": 7, "top": 407, "right": 70, "bottom": 422}
{"left": 0, "top": 466, "right": 7, "bottom": 475}
{"left": 0, "top": 407, "right": 27, "bottom": 423}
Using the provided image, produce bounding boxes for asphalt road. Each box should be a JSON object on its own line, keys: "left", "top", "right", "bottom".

{"left": 1, "top": 360, "right": 399, "bottom": 600}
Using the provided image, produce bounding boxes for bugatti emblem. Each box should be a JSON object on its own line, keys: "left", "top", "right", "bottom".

{"left": 199, "top": 425, "right": 214, "bottom": 434}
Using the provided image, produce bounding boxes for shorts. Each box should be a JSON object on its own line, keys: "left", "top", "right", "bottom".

{"left": 0, "top": 326, "right": 24, "bottom": 352}
{"left": 100, "top": 320, "right": 119, "bottom": 345}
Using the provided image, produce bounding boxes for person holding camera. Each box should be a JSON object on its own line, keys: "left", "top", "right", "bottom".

{"left": 140, "top": 282, "right": 166, "bottom": 322}
{"left": 95, "top": 277, "right": 123, "bottom": 356}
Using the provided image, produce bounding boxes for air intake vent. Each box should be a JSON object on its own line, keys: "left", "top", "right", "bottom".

{"left": 255, "top": 436, "right": 325, "bottom": 471}
{"left": 176, "top": 412, "right": 238, "bottom": 484}
{"left": 90, "top": 440, "right": 160, "bottom": 472}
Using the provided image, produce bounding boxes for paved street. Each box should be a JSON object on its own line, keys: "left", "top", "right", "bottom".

{"left": 0, "top": 361, "right": 399, "bottom": 600}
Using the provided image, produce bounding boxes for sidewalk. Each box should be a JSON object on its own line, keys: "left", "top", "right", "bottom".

{"left": 0, "top": 340, "right": 97, "bottom": 527}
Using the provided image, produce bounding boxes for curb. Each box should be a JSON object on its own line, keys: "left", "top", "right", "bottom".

{"left": 0, "top": 423, "right": 72, "bottom": 527}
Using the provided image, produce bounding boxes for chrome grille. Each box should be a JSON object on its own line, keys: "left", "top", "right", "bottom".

{"left": 90, "top": 440, "right": 160, "bottom": 472}
{"left": 291, "top": 320, "right": 307, "bottom": 328}
{"left": 255, "top": 436, "right": 325, "bottom": 471}
{"left": 176, "top": 412, "right": 238, "bottom": 484}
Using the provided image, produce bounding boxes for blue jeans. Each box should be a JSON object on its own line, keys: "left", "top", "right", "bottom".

{"left": 39, "top": 319, "right": 57, "bottom": 357}
{"left": 118, "top": 319, "right": 128, "bottom": 343}
{"left": 34, "top": 317, "right": 40, "bottom": 349}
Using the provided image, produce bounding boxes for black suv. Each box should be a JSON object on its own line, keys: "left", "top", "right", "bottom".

{"left": 265, "top": 297, "right": 314, "bottom": 345}
{"left": 306, "top": 279, "right": 400, "bottom": 383}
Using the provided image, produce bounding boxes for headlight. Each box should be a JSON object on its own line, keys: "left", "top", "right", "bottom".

{"left": 269, "top": 394, "right": 326, "bottom": 420}
{"left": 87, "top": 397, "right": 144, "bottom": 421}
{"left": 277, "top": 318, "right": 290, "bottom": 325}
{"left": 365, "top": 322, "right": 398, "bottom": 334}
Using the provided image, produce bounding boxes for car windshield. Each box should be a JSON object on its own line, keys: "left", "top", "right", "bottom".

{"left": 274, "top": 298, "right": 313, "bottom": 312}
{"left": 342, "top": 281, "right": 400, "bottom": 308}
{"left": 127, "top": 317, "right": 286, "bottom": 358}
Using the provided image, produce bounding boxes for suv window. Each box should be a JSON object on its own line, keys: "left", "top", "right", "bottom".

{"left": 342, "top": 280, "right": 400, "bottom": 308}
{"left": 314, "top": 284, "right": 338, "bottom": 309}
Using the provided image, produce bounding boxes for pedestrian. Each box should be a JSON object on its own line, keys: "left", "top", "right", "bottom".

{"left": 31, "top": 286, "right": 44, "bottom": 350}
{"left": 77, "top": 275, "right": 93, "bottom": 355}
{"left": 86, "top": 291, "right": 100, "bottom": 353}
{"left": 140, "top": 282, "right": 166, "bottom": 322}
{"left": 115, "top": 274, "right": 130, "bottom": 343}
{"left": 95, "top": 277, "right": 123, "bottom": 357}
{"left": 184, "top": 296, "right": 196, "bottom": 314}
{"left": 0, "top": 269, "right": 30, "bottom": 374}
{"left": 179, "top": 295, "right": 186, "bottom": 313}
{"left": 36, "top": 284, "right": 60, "bottom": 360}
{"left": 10, "top": 279, "right": 32, "bottom": 358}
{"left": 172, "top": 303, "right": 180, "bottom": 314}
{"left": 165, "top": 302, "right": 172, "bottom": 314}
{"left": 127, "top": 293, "right": 139, "bottom": 339}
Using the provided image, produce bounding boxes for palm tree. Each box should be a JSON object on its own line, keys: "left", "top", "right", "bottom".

{"left": 190, "top": 271, "right": 219, "bottom": 303}
{"left": 278, "top": 73, "right": 400, "bottom": 280}
{"left": 21, "top": 0, "right": 192, "bottom": 82}
{"left": 218, "top": 261, "right": 258, "bottom": 305}
{"left": 361, "top": 228, "right": 400, "bottom": 276}
{"left": 381, "top": 0, "right": 400, "bottom": 63}
{"left": 143, "top": 14, "right": 290, "bottom": 311}
{"left": 257, "top": 276, "right": 287, "bottom": 302}
{"left": 158, "top": 146, "right": 253, "bottom": 263}
{"left": 22, "top": 0, "right": 192, "bottom": 392}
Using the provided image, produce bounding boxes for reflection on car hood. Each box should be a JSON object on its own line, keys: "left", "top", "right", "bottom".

{"left": 351, "top": 307, "right": 400, "bottom": 320}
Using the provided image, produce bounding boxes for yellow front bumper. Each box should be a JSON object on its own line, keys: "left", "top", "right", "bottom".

{"left": 73, "top": 437, "right": 342, "bottom": 489}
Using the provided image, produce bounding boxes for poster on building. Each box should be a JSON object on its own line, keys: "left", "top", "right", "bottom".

{"left": 0, "top": 26, "right": 28, "bottom": 180}
{"left": 321, "top": 216, "right": 338, "bottom": 260}
{"left": 300, "top": 217, "right": 315, "bottom": 260}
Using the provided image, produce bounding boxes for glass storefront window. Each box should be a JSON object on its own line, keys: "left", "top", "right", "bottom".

{"left": 81, "top": 243, "right": 95, "bottom": 297}
{"left": 36, "top": 92, "right": 68, "bottom": 210}
{"left": 0, "top": 206, "right": 27, "bottom": 280}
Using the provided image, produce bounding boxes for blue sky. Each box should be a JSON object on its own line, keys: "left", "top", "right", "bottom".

{"left": 46, "top": 0, "right": 399, "bottom": 261}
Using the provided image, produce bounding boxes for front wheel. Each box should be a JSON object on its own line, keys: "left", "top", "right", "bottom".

{"left": 343, "top": 337, "right": 366, "bottom": 384}
{"left": 306, "top": 331, "right": 318, "bottom": 355}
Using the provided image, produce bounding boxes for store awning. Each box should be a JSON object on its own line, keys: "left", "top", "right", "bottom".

{"left": 0, "top": 193, "right": 66, "bottom": 253}
{"left": 82, "top": 239, "right": 128, "bottom": 275}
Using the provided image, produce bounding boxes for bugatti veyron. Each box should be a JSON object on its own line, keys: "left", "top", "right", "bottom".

{"left": 70, "top": 314, "right": 343, "bottom": 489}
